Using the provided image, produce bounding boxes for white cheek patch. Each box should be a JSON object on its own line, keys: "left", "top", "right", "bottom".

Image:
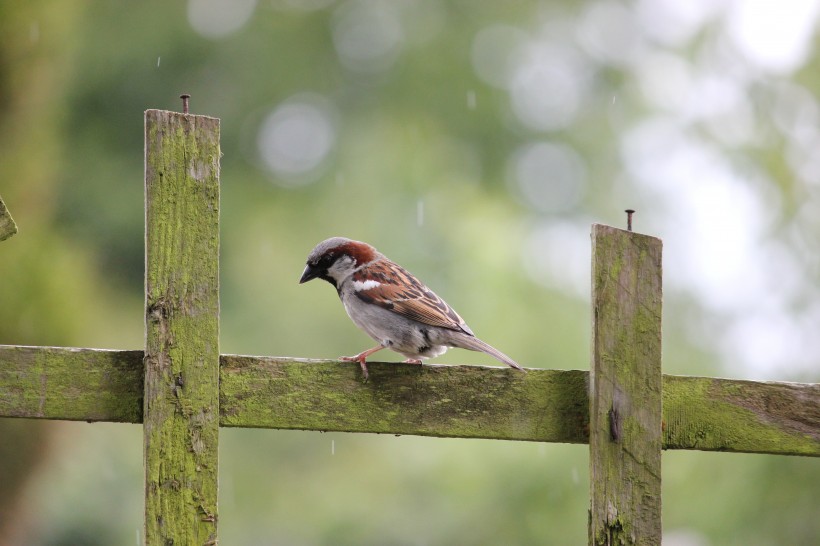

{"left": 353, "top": 279, "right": 381, "bottom": 291}
{"left": 327, "top": 256, "right": 355, "bottom": 282}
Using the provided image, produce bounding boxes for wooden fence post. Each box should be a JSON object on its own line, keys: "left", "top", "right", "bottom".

{"left": 589, "top": 224, "right": 663, "bottom": 545}
{"left": 143, "top": 109, "right": 221, "bottom": 545}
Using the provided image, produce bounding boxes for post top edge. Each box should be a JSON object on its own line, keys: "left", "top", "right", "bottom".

{"left": 144, "top": 109, "right": 220, "bottom": 122}
{"left": 591, "top": 223, "right": 663, "bottom": 242}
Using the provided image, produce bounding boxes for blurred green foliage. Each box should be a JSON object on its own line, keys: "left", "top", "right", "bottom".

{"left": 1, "top": 1, "right": 818, "bottom": 545}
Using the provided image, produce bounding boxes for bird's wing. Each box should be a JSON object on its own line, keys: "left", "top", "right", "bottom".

{"left": 351, "top": 259, "right": 473, "bottom": 335}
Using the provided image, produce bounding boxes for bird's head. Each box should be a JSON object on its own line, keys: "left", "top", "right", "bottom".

{"left": 299, "top": 237, "right": 378, "bottom": 289}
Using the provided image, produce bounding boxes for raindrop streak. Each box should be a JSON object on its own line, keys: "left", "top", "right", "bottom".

{"left": 331, "top": 440, "right": 335, "bottom": 455}
{"left": 417, "top": 200, "right": 424, "bottom": 226}
{"left": 467, "top": 90, "right": 477, "bottom": 110}
{"left": 30, "top": 22, "right": 39, "bottom": 43}
{"left": 136, "top": 529, "right": 140, "bottom": 546}
{"left": 157, "top": 56, "right": 161, "bottom": 68}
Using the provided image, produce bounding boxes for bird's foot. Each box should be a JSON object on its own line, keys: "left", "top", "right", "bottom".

{"left": 340, "top": 345, "right": 384, "bottom": 381}
{"left": 340, "top": 354, "right": 370, "bottom": 380}
{"left": 402, "top": 358, "right": 423, "bottom": 365}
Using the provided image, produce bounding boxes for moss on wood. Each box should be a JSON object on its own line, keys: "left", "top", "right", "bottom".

{"left": 219, "top": 356, "right": 589, "bottom": 443}
{"left": 143, "top": 109, "right": 220, "bottom": 546}
{"left": 664, "top": 375, "right": 820, "bottom": 456}
{"left": 0, "top": 345, "right": 142, "bottom": 422}
{"left": 589, "top": 224, "right": 663, "bottom": 545}
{"left": 2, "top": 347, "right": 816, "bottom": 456}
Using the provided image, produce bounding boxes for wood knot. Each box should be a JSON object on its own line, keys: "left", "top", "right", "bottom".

{"left": 609, "top": 406, "right": 621, "bottom": 442}
{"left": 147, "top": 298, "right": 170, "bottom": 322}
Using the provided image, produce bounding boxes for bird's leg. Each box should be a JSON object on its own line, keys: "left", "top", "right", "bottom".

{"left": 340, "top": 345, "right": 385, "bottom": 379}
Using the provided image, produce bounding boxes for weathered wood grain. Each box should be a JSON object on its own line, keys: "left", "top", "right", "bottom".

{"left": 0, "top": 193, "right": 18, "bottom": 241}
{"left": 219, "top": 356, "right": 589, "bottom": 443}
{"left": 1, "top": 347, "right": 817, "bottom": 456}
{"left": 663, "top": 375, "right": 820, "bottom": 456}
{"left": 589, "top": 224, "right": 663, "bottom": 545}
{"left": 143, "top": 109, "right": 220, "bottom": 546}
{"left": 0, "top": 345, "right": 143, "bottom": 422}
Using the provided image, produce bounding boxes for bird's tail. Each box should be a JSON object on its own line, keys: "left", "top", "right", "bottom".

{"left": 455, "top": 335, "right": 526, "bottom": 372}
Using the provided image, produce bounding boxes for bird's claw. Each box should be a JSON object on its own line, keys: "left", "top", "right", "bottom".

{"left": 340, "top": 354, "right": 370, "bottom": 381}
{"left": 340, "top": 345, "right": 384, "bottom": 381}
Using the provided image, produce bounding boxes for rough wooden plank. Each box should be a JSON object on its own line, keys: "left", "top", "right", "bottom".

{"left": 219, "top": 357, "right": 818, "bottom": 455}
{"left": 0, "top": 345, "right": 820, "bottom": 457}
{"left": 664, "top": 375, "right": 820, "bottom": 456}
{"left": 0, "top": 345, "right": 142, "bottom": 422}
{"left": 143, "top": 109, "right": 220, "bottom": 546}
{"left": 589, "top": 224, "right": 663, "bottom": 545}
{"left": 0, "top": 347, "right": 817, "bottom": 456}
{"left": 0, "top": 193, "right": 18, "bottom": 241}
{"left": 219, "top": 356, "right": 589, "bottom": 443}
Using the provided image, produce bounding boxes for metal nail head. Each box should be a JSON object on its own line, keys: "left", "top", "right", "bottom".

{"left": 625, "top": 209, "right": 635, "bottom": 232}
{"left": 180, "top": 94, "right": 191, "bottom": 114}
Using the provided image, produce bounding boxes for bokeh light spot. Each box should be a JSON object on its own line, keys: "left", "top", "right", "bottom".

{"left": 332, "top": 1, "right": 404, "bottom": 73}
{"left": 508, "top": 141, "right": 586, "bottom": 213}
{"left": 471, "top": 25, "right": 528, "bottom": 89}
{"left": 509, "top": 43, "right": 587, "bottom": 131}
{"left": 257, "top": 94, "right": 336, "bottom": 187}
{"left": 188, "top": 0, "right": 257, "bottom": 39}
{"left": 576, "top": 1, "right": 643, "bottom": 66}
{"left": 727, "top": 0, "right": 820, "bottom": 73}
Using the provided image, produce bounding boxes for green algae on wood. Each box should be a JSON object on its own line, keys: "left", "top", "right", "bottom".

{"left": 589, "top": 224, "right": 663, "bottom": 545}
{"left": 143, "top": 109, "right": 220, "bottom": 546}
{"left": 663, "top": 375, "right": 820, "bottom": 456}
{"left": 219, "top": 356, "right": 590, "bottom": 443}
{"left": 1, "top": 346, "right": 816, "bottom": 456}
{"left": 0, "top": 193, "right": 18, "bottom": 241}
{"left": 0, "top": 345, "right": 142, "bottom": 422}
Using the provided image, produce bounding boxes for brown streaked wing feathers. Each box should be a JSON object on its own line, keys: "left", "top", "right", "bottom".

{"left": 352, "top": 260, "right": 471, "bottom": 334}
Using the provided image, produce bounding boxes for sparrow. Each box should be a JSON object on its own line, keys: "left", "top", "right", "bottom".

{"left": 299, "top": 237, "right": 526, "bottom": 379}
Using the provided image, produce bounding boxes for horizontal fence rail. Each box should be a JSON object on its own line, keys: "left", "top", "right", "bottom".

{"left": 1, "top": 345, "right": 817, "bottom": 457}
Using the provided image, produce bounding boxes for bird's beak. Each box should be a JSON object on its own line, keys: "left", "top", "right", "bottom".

{"left": 299, "top": 264, "right": 320, "bottom": 284}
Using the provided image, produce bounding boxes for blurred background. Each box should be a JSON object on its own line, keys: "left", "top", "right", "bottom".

{"left": 1, "top": 0, "right": 819, "bottom": 544}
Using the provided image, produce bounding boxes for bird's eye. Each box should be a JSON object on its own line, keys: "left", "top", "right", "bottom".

{"left": 317, "top": 254, "right": 335, "bottom": 269}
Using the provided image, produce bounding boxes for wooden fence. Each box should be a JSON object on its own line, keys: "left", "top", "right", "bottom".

{"left": 1, "top": 108, "right": 818, "bottom": 546}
